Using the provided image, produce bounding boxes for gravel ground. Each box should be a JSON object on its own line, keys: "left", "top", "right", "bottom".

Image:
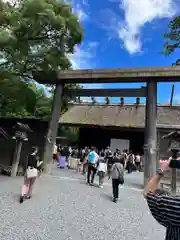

{"left": 0, "top": 168, "right": 165, "bottom": 240}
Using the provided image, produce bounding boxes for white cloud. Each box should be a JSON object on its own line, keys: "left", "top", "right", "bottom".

{"left": 69, "top": 42, "right": 98, "bottom": 69}
{"left": 67, "top": 0, "right": 94, "bottom": 70}
{"left": 119, "top": 0, "right": 176, "bottom": 54}
{"left": 104, "top": 0, "right": 177, "bottom": 54}
{"left": 68, "top": 0, "right": 89, "bottom": 22}
{"left": 73, "top": 3, "right": 89, "bottom": 22}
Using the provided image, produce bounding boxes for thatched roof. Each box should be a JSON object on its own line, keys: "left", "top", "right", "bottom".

{"left": 60, "top": 104, "right": 180, "bottom": 129}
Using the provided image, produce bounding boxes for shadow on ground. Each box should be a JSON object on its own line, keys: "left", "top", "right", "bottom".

{"left": 100, "top": 192, "right": 112, "bottom": 202}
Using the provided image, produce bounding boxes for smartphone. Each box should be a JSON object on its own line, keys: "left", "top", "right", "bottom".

{"left": 169, "top": 160, "right": 180, "bottom": 169}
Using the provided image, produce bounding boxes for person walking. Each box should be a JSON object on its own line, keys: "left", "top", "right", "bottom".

{"left": 87, "top": 147, "right": 99, "bottom": 186}
{"left": 109, "top": 158, "right": 124, "bottom": 203}
{"left": 59, "top": 146, "right": 70, "bottom": 169}
{"left": 52, "top": 143, "right": 58, "bottom": 164}
{"left": 97, "top": 152, "right": 107, "bottom": 188}
{"left": 121, "top": 149, "right": 128, "bottom": 168}
{"left": 135, "top": 153, "right": 141, "bottom": 171}
{"left": 126, "top": 152, "right": 135, "bottom": 173}
{"left": 20, "top": 147, "right": 42, "bottom": 203}
{"left": 82, "top": 147, "right": 89, "bottom": 178}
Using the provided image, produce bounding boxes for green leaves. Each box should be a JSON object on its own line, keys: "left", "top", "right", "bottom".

{"left": 0, "top": 77, "right": 53, "bottom": 118}
{"left": 0, "top": 0, "right": 83, "bottom": 118}
{"left": 164, "top": 16, "right": 180, "bottom": 55}
{"left": 0, "top": 0, "right": 83, "bottom": 77}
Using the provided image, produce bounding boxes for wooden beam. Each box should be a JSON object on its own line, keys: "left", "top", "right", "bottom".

{"left": 170, "top": 84, "right": 175, "bottom": 106}
{"left": 64, "top": 87, "right": 147, "bottom": 97}
{"left": 33, "top": 66, "right": 180, "bottom": 84}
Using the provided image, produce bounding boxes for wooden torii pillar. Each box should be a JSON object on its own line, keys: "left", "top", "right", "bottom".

{"left": 42, "top": 84, "right": 63, "bottom": 174}
{"left": 33, "top": 66, "right": 180, "bottom": 178}
{"left": 42, "top": 83, "right": 158, "bottom": 180}
{"left": 144, "top": 81, "right": 157, "bottom": 185}
{"left": 43, "top": 86, "right": 147, "bottom": 174}
{"left": 68, "top": 83, "right": 158, "bottom": 186}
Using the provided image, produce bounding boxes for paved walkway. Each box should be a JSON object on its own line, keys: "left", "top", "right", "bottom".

{"left": 0, "top": 168, "right": 165, "bottom": 240}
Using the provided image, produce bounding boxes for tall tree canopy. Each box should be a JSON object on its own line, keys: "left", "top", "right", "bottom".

{"left": 0, "top": 0, "right": 83, "bottom": 78}
{"left": 0, "top": 78, "right": 52, "bottom": 117}
{"left": 164, "top": 16, "right": 180, "bottom": 57}
{"left": 0, "top": 0, "right": 83, "bottom": 118}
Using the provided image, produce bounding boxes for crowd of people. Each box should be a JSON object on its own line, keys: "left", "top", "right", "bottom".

{"left": 54, "top": 145, "right": 143, "bottom": 174}
{"left": 54, "top": 145, "right": 143, "bottom": 202}
{"left": 17, "top": 144, "right": 180, "bottom": 238}
{"left": 18, "top": 144, "right": 143, "bottom": 204}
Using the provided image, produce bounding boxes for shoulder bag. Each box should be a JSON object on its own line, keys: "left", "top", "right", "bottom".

{"left": 116, "top": 165, "right": 124, "bottom": 185}
{"left": 26, "top": 154, "right": 38, "bottom": 179}
{"left": 26, "top": 167, "right": 38, "bottom": 179}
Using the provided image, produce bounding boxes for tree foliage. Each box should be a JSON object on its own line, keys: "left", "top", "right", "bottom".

{"left": 0, "top": 0, "right": 83, "bottom": 78}
{"left": 0, "top": 77, "right": 52, "bottom": 117}
{"left": 164, "top": 16, "right": 180, "bottom": 56}
{"left": 58, "top": 126, "right": 79, "bottom": 144}
{"left": 0, "top": 0, "right": 83, "bottom": 118}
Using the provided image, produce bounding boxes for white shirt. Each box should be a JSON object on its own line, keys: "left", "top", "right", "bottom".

{"left": 53, "top": 144, "right": 57, "bottom": 154}
{"left": 98, "top": 163, "right": 107, "bottom": 173}
{"left": 135, "top": 155, "right": 141, "bottom": 163}
{"left": 69, "top": 147, "right": 72, "bottom": 154}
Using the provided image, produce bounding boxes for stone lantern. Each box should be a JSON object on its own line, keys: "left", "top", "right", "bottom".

{"left": 161, "top": 130, "right": 180, "bottom": 194}
{"left": 11, "top": 122, "right": 32, "bottom": 177}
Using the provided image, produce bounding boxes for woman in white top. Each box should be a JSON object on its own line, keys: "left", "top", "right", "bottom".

{"left": 97, "top": 152, "right": 107, "bottom": 188}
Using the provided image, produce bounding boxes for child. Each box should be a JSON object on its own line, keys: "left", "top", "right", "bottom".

{"left": 97, "top": 152, "right": 107, "bottom": 188}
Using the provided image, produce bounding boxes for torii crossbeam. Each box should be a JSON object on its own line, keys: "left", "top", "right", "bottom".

{"left": 33, "top": 66, "right": 180, "bottom": 185}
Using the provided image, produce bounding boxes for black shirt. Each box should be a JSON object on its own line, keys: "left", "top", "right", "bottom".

{"left": 146, "top": 190, "right": 180, "bottom": 240}
{"left": 27, "top": 154, "right": 37, "bottom": 168}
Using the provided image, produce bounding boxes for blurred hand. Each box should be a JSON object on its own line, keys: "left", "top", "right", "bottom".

{"left": 159, "top": 159, "right": 171, "bottom": 172}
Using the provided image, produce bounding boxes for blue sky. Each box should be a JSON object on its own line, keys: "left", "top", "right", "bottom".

{"left": 69, "top": 0, "right": 180, "bottom": 104}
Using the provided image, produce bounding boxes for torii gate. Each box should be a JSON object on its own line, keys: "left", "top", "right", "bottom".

{"left": 33, "top": 66, "right": 180, "bottom": 185}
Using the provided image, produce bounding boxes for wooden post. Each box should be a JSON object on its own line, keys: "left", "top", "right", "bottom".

{"left": 144, "top": 81, "right": 157, "bottom": 185}
{"left": 43, "top": 83, "right": 63, "bottom": 174}
{"left": 170, "top": 84, "right": 175, "bottom": 106}
{"left": 171, "top": 168, "right": 177, "bottom": 195}
{"left": 171, "top": 147, "right": 179, "bottom": 195}
{"left": 11, "top": 140, "right": 23, "bottom": 177}
{"left": 156, "top": 130, "right": 160, "bottom": 169}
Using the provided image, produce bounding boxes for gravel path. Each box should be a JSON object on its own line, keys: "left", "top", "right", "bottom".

{"left": 0, "top": 168, "right": 165, "bottom": 240}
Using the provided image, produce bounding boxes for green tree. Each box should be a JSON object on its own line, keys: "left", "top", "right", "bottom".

{"left": 164, "top": 16, "right": 180, "bottom": 56}
{"left": 30, "top": 83, "right": 53, "bottom": 118}
{"left": 0, "top": 76, "right": 53, "bottom": 118}
{"left": 0, "top": 0, "right": 83, "bottom": 78}
{"left": 58, "top": 126, "right": 79, "bottom": 144}
{"left": 0, "top": 77, "right": 36, "bottom": 116}
{"left": 0, "top": 0, "right": 83, "bottom": 118}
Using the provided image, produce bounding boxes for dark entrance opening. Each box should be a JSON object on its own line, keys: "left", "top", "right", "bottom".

{"left": 79, "top": 126, "right": 144, "bottom": 154}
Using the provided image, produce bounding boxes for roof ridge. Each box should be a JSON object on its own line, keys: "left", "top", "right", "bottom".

{"left": 70, "top": 103, "right": 180, "bottom": 107}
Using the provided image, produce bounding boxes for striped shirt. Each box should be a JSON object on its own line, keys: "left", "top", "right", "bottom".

{"left": 146, "top": 189, "right": 180, "bottom": 240}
